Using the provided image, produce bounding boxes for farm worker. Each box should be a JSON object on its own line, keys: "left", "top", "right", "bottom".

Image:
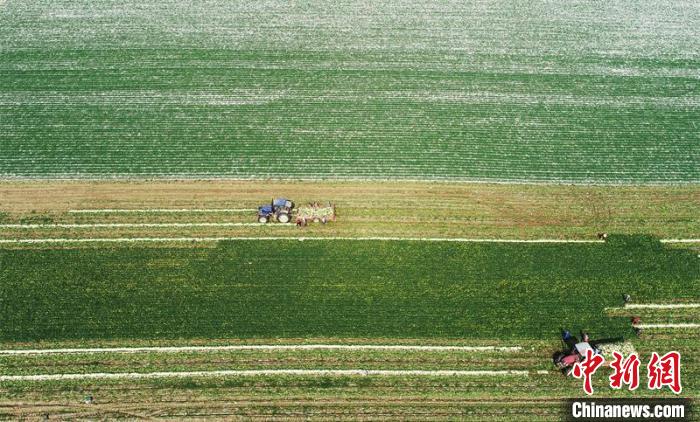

{"left": 562, "top": 330, "right": 589, "bottom": 346}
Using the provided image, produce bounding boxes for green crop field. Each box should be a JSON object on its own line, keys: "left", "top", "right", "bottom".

{"left": 1, "top": 236, "right": 697, "bottom": 341}
{"left": 1, "top": 236, "right": 698, "bottom": 418}
{"left": 1, "top": 0, "right": 698, "bottom": 418}
{"left": 1, "top": 0, "right": 698, "bottom": 182}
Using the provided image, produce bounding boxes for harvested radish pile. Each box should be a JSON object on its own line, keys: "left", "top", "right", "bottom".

{"left": 297, "top": 205, "right": 335, "bottom": 221}
{"left": 597, "top": 342, "right": 638, "bottom": 360}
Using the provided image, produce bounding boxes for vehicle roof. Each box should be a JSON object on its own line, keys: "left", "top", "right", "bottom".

{"left": 574, "top": 342, "right": 594, "bottom": 356}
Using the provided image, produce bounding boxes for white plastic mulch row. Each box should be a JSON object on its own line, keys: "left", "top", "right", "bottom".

{"left": 0, "top": 369, "right": 532, "bottom": 382}
{"left": 0, "top": 237, "right": 605, "bottom": 244}
{"left": 0, "top": 344, "right": 522, "bottom": 355}
{"left": 0, "top": 223, "right": 291, "bottom": 228}
{"left": 68, "top": 209, "right": 256, "bottom": 213}
{"left": 633, "top": 323, "right": 700, "bottom": 329}
{"left": 625, "top": 303, "right": 700, "bottom": 309}
{"left": 611, "top": 303, "right": 700, "bottom": 330}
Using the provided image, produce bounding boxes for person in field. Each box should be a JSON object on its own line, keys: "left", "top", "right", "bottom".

{"left": 553, "top": 329, "right": 623, "bottom": 375}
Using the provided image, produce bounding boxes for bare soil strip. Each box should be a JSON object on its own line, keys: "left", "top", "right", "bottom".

{"left": 0, "top": 369, "right": 531, "bottom": 382}
{"left": 0, "top": 344, "right": 522, "bottom": 355}
{"left": 0, "top": 181, "right": 697, "bottom": 241}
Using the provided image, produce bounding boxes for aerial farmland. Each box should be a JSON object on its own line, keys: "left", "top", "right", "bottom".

{"left": 0, "top": 0, "right": 698, "bottom": 420}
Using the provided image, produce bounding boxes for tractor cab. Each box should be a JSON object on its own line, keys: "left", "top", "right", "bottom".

{"left": 273, "top": 198, "right": 294, "bottom": 209}
{"left": 574, "top": 342, "right": 594, "bottom": 357}
{"left": 257, "top": 198, "right": 295, "bottom": 223}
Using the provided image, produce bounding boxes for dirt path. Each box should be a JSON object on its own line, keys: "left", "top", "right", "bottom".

{"left": 0, "top": 180, "right": 696, "bottom": 240}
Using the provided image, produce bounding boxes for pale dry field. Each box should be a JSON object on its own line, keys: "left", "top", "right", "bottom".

{"left": 0, "top": 180, "right": 697, "bottom": 242}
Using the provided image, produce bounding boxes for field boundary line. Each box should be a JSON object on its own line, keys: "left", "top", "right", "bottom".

{"left": 0, "top": 223, "right": 290, "bottom": 229}
{"left": 0, "top": 369, "right": 531, "bottom": 382}
{"left": 68, "top": 209, "right": 256, "bottom": 213}
{"left": 2, "top": 175, "right": 699, "bottom": 186}
{"left": 633, "top": 323, "right": 700, "bottom": 329}
{"left": 624, "top": 303, "right": 700, "bottom": 309}
{"left": 0, "top": 237, "right": 605, "bottom": 244}
{"left": 0, "top": 344, "right": 522, "bottom": 355}
{"left": 3, "top": 236, "right": 699, "bottom": 244}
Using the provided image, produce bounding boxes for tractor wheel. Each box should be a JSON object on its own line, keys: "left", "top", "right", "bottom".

{"left": 258, "top": 215, "right": 269, "bottom": 224}
{"left": 552, "top": 351, "right": 565, "bottom": 365}
{"left": 277, "top": 213, "right": 290, "bottom": 223}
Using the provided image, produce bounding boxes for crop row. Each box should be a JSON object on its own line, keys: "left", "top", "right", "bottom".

{"left": 0, "top": 0, "right": 696, "bottom": 58}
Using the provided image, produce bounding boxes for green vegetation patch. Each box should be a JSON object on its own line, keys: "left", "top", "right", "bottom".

{"left": 0, "top": 1, "right": 698, "bottom": 182}
{"left": 1, "top": 236, "right": 697, "bottom": 341}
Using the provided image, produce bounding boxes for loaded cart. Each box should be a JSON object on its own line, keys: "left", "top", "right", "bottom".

{"left": 257, "top": 198, "right": 336, "bottom": 225}
{"left": 295, "top": 202, "right": 336, "bottom": 226}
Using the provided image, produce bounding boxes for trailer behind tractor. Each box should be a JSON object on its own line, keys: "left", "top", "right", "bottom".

{"left": 256, "top": 198, "right": 335, "bottom": 225}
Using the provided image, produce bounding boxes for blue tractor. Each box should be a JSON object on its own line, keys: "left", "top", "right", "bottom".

{"left": 257, "top": 198, "right": 295, "bottom": 223}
